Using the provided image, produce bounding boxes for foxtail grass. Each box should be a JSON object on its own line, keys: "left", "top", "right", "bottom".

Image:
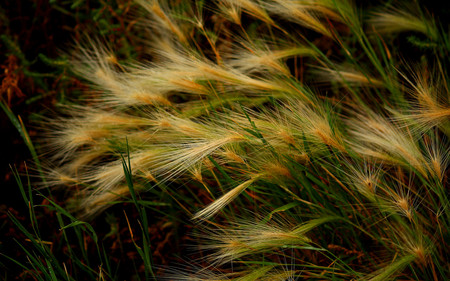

{"left": 18, "top": 0, "right": 450, "bottom": 279}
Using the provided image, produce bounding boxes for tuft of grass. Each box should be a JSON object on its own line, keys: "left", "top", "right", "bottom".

{"left": 2, "top": 0, "right": 449, "bottom": 280}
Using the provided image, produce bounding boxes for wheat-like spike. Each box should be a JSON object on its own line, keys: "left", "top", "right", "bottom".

{"left": 369, "top": 6, "right": 439, "bottom": 40}
{"left": 35, "top": 0, "right": 449, "bottom": 279}
{"left": 192, "top": 176, "right": 260, "bottom": 221}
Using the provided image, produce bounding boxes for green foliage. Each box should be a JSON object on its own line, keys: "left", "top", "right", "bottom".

{"left": 1, "top": 0, "right": 449, "bottom": 280}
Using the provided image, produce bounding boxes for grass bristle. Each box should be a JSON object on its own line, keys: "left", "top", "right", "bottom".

{"left": 4, "top": 0, "right": 448, "bottom": 280}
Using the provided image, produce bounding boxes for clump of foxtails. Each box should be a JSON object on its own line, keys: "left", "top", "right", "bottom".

{"left": 43, "top": 0, "right": 449, "bottom": 280}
